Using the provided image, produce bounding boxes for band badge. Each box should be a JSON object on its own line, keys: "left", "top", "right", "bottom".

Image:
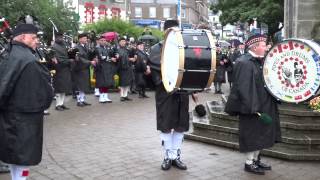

{"left": 263, "top": 39, "right": 320, "bottom": 103}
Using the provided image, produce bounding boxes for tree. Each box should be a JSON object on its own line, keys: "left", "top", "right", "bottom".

{"left": 212, "top": 0, "right": 284, "bottom": 37}
{"left": 1, "top": 0, "right": 77, "bottom": 43}
{"left": 83, "top": 19, "right": 163, "bottom": 41}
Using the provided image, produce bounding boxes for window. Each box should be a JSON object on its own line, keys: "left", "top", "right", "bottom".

{"left": 149, "top": 7, "right": 156, "bottom": 18}
{"left": 163, "top": 7, "right": 170, "bottom": 18}
{"left": 132, "top": 0, "right": 153, "bottom": 3}
{"left": 156, "top": 0, "right": 176, "bottom": 4}
{"left": 135, "top": 7, "right": 142, "bottom": 18}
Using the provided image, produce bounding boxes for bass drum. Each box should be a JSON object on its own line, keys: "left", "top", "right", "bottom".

{"left": 161, "top": 28, "right": 216, "bottom": 92}
{"left": 263, "top": 38, "right": 320, "bottom": 103}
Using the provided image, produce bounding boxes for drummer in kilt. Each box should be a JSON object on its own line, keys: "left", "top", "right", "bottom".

{"left": 149, "top": 20, "right": 197, "bottom": 171}
{"left": 224, "top": 34, "right": 281, "bottom": 175}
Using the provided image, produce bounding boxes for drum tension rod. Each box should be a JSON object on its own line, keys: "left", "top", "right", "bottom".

{"left": 176, "top": 87, "right": 204, "bottom": 91}
{"left": 183, "top": 45, "right": 211, "bottom": 50}
{"left": 178, "top": 69, "right": 211, "bottom": 73}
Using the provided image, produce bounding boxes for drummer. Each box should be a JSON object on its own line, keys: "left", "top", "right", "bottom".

{"left": 224, "top": 34, "right": 281, "bottom": 175}
{"left": 149, "top": 20, "right": 198, "bottom": 171}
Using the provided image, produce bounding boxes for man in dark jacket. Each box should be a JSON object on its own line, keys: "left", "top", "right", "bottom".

{"left": 117, "top": 37, "right": 135, "bottom": 101}
{"left": 213, "top": 46, "right": 227, "bottom": 94}
{"left": 73, "top": 33, "right": 96, "bottom": 106}
{"left": 226, "top": 46, "right": 241, "bottom": 88}
{"left": 224, "top": 34, "right": 281, "bottom": 175}
{"left": 0, "top": 24, "right": 53, "bottom": 180}
{"left": 135, "top": 41, "right": 150, "bottom": 98}
{"left": 51, "top": 32, "right": 73, "bottom": 110}
{"left": 95, "top": 36, "right": 116, "bottom": 103}
{"left": 149, "top": 20, "right": 195, "bottom": 171}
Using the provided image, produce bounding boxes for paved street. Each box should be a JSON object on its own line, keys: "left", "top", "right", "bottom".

{"left": 1, "top": 87, "right": 320, "bottom": 180}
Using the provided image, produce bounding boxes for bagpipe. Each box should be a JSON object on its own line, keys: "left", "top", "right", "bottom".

{"left": 0, "top": 16, "right": 12, "bottom": 56}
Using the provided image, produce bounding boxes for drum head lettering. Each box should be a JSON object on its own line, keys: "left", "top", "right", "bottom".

{"left": 263, "top": 39, "right": 320, "bottom": 103}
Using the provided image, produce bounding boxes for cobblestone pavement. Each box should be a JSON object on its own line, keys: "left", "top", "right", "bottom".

{"left": 1, "top": 87, "right": 320, "bottom": 180}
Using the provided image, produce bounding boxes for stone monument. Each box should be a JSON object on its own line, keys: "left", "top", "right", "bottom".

{"left": 284, "top": 0, "right": 320, "bottom": 39}
{"left": 185, "top": 1, "right": 320, "bottom": 160}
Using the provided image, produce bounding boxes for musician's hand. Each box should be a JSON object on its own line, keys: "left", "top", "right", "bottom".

{"left": 90, "top": 61, "right": 97, "bottom": 66}
{"left": 129, "top": 57, "right": 136, "bottom": 62}
{"left": 52, "top": 57, "right": 58, "bottom": 64}
{"left": 145, "top": 66, "right": 151, "bottom": 75}
{"left": 111, "top": 57, "right": 117, "bottom": 62}
{"left": 50, "top": 70, "right": 56, "bottom": 76}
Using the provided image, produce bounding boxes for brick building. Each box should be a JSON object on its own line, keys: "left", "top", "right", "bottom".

{"left": 129, "top": 0, "right": 209, "bottom": 29}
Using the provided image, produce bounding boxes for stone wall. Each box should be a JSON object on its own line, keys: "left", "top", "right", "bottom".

{"left": 284, "top": 0, "right": 320, "bottom": 39}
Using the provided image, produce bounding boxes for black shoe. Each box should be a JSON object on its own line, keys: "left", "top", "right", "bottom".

{"left": 55, "top": 106, "right": 64, "bottom": 111}
{"left": 217, "top": 91, "right": 224, "bottom": 94}
{"left": 254, "top": 160, "right": 272, "bottom": 170}
{"left": 142, "top": 94, "right": 149, "bottom": 98}
{"left": 214, "top": 90, "right": 218, "bottom": 94}
{"left": 138, "top": 94, "right": 144, "bottom": 98}
{"left": 77, "top": 102, "right": 85, "bottom": 107}
{"left": 82, "top": 101, "right": 91, "bottom": 106}
{"left": 130, "top": 90, "right": 138, "bottom": 94}
{"left": 124, "top": 96, "right": 132, "bottom": 101}
{"left": 172, "top": 158, "right": 187, "bottom": 170}
{"left": 120, "top": 97, "right": 126, "bottom": 101}
{"left": 244, "top": 163, "right": 265, "bottom": 175}
{"left": 60, "top": 105, "right": 70, "bottom": 110}
{"left": 161, "top": 159, "right": 172, "bottom": 171}
{"left": 0, "top": 164, "right": 10, "bottom": 173}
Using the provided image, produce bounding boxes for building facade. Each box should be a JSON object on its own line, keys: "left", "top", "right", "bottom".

{"left": 129, "top": 0, "right": 209, "bottom": 29}
{"left": 64, "top": 0, "right": 128, "bottom": 24}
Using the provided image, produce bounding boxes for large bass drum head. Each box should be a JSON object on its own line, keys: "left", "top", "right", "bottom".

{"left": 263, "top": 39, "right": 320, "bottom": 103}
{"left": 161, "top": 28, "right": 182, "bottom": 92}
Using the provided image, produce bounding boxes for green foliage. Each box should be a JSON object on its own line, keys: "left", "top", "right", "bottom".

{"left": 83, "top": 19, "right": 163, "bottom": 40}
{"left": 212, "top": 0, "right": 284, "bottom": 36}
{"left": 1, "top": 0, "right": 77, "bottom": 42}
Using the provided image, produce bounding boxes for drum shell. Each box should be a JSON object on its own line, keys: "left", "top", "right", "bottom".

{"left": 161, "top": 29, "right": 216, "bottom": 92}
{"left": 180, "top": 33, "right": 212, "bottom": 89}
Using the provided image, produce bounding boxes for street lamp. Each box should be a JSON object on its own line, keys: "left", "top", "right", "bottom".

{"left": 177, "top": 0, "right": 181, "bottom": 29}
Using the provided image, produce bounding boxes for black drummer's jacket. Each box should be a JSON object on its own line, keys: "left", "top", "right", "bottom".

{"left": 148, "top": 41, "right": 162, "bottom": 86}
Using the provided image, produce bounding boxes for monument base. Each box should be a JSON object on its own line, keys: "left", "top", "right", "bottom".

{"left": 186, "top": 100, "right": 320, "bottom": 160}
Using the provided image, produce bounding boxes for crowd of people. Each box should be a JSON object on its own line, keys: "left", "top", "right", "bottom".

{"left": 213, "top": 43, "right": 245, "bottom": 93}
{"left": 48, "top": 31, "right": 153, "bottom": 111}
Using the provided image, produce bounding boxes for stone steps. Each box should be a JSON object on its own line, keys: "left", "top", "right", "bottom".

{"left": 186, "top": 100, "right": 320, "bottom": 161}
{"left": 186, "top": 120, "right": 320, "bottom": 160}
{"left": 185, "top": 133, "right": 320, "bottom": 161}
{"left": 191, "top": 121, "right": 320, "bottom": 146}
